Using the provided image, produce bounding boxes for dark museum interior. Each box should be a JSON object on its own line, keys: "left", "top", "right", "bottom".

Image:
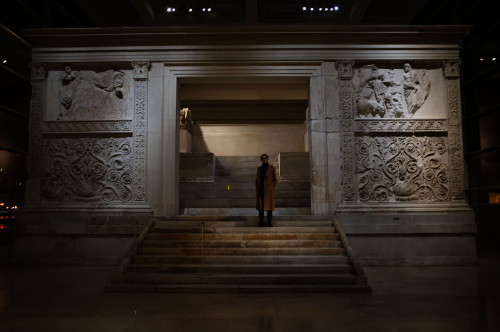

{"left": 1, "top": 1, "right": 499, "bottom": 331}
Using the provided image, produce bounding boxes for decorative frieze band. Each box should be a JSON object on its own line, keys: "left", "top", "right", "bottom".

{"left": 338, "top": 60, "right": 356, "bottom": 203}
{"left": 354, "top": 119, "right": 447, "bottom": 133}
{"left": 132, "top": 60, "right": 150, "bottom": 202}
{"left": 445, "top": 68, "right": 465, "bottom": 201}
{"left": 25, "top": 63, "right": 46, "bottom": 203}
{"left": 43, "top": 121, "right": 133, "bottom": 134}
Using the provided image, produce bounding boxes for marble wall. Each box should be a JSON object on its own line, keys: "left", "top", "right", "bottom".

{"left": 17, "top": 27, "right": 475, "bottom": 265}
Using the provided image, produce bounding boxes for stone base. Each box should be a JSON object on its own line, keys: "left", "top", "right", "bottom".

{"left": 14, "top": 209, "right": 153, "bottom": 265}
{"left": 336, "top": 208, "right": 477, "bottom": 266}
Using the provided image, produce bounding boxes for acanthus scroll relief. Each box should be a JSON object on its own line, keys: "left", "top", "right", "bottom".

{"left": 355, "top": 135, "right": 449, "bottom": 203}
{"left": 354, "top": 63, "right": 432, "bottom": 118}
{"left": 42, "top": 137, "right": 133, "bottom": 203}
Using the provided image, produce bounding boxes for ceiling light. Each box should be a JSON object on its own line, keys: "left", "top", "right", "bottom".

{"left": 202, "top": 8, "right": 206, "bottom": 11}
{"left": 208, "top": 8, "right": 211, "bottom": 12}
{"left": 319, "top": 8, "right": 323, "bottom": 11}
{"left": 302, "top": 6, "right": 306, "bottom": 11}
{"left": 493, "top": 58, "right": 497, "bottom": 61}
{"left": 480, "top": 58, "right": 484, "bottom": 61}
{"left": 188, "top": 8, "right": 193, "bottom": 12}
{"left": 334, "top": 6, "right": 339, "bottom": 11}
{"left": 310, "top": 7, "right": 314, "bottom": 11}
{"left": 2, "top": 60, "right": 6, "bottom": 64}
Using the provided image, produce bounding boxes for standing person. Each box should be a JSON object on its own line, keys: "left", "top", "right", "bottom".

{"left": 256, "top": 154, "right": 277, "bottom": 227}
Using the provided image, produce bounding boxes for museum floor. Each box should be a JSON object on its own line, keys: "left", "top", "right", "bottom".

{"left": 0, "top": 240, "right": 499, "bottom": 332}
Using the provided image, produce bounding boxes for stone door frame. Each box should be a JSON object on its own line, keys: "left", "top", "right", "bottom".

{"left": 153, "top": 62, "right": 338, "bottom": 216}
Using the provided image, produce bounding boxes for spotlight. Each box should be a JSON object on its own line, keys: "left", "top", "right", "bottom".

{"left": 166, "top": 7, "right": 173, "bottom": 12}
{"left": 480, "top": 58, "right": 484, "bottom": 61}
{"left": 208, "top": 8, "right": 211, "bottom": 12}
{"left": 202, "top": 8, "right": 206, "bottom": 11}
{"left": 493, "top": 57, "right": 497, "bottom": 61}
{"left": 302, "top": 6, "right": 307, "bottom": 11}
{"left": 310, "top": 7, "right": 314, "bottom": 11}
{"left": 2, "top": 60, "right": 6, "bottom": 64}
{"left": 334, "top": 6, "right": 339, "bottom": 11}
{"left": 319, "top": 8, "right": 322, "bottom": 11}
{"left": 188, "top": 8, "right": 193, "bottom": 12}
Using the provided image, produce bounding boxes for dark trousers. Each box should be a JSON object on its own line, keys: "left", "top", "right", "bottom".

{"left": 258, "top": 194, "right": 272, "bottom": 225}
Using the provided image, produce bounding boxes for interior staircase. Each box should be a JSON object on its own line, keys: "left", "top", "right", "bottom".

{"left": 179, "top": 155, "right": 311, "bottom": 215}
{"left": 105, "top": 216, "right": 371, "bottom": 293}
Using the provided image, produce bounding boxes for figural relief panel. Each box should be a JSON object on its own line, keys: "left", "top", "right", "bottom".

{"left": 42, "top": 137, "right": 133, "bottom": 203}
{"left": 46, "top": 66, "right": 134, "bottom": 121}
{"left": 352, "top": 64, "right": 445, "bottom": 119}
{"left": 355, "top": 135, "right": 449, "bottom": 203}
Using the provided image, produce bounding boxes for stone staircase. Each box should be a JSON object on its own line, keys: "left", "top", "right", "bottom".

{"left": 106, "top": 216, "right": 371, "bottom": 293}
{"left": 179, "top": 156, "right": 311, "bottom": 215}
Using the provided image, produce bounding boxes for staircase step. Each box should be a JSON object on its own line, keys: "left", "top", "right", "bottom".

{"left": 127, "top": 263, "right": 353, "bottom": 274}
{"left": 105, "top": 283, "right": 371, "bottom": 293}
{"left": 150, "top": 227, "right": 335, "bottom": 234}
{"left": 137, "top": 247, "right": 346, "bottom": 256}
{"left": 133, "top": 255, "right": 350, "bottom": 265}
{"left": 145, "top": 233, "right": 339, "bottom": 241}
{"left": 141, "top": 239, "right": 342, "bottom": 248}
{"left": 119, "top": 272, "right": 358, "bottom": 285}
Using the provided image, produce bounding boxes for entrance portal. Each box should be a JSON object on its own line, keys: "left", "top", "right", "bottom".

{"left": 177, "top": 78, "right": 311, "bottom": 215}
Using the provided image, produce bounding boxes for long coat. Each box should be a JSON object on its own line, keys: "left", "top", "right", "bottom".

{"left": 255, "top": 164, "right": 278, "bottom": 211}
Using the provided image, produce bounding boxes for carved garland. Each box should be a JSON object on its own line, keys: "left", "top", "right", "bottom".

{"left": 131, "top": 61, "right": 150, "bottom": 202}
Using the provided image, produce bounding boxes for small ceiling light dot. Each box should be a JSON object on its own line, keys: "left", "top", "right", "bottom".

{"left": 493, "top": 57, "right": 497, "bottom": 61}
{"left": 2, "top": 60, "right": 6, "bottom": 64}
{"left": 310, "top": 7, "right": 314, "bottom": 11}
{"left": 334, "top": 6, "right": 339, "bottom": 11}
{"left": 202, "top": 8, "right": 206, "bottom": 11}
{"left": 188, "top": 8, "right": 193, "bottom": 12}
{"left": 208, "top": 8, "right": 211, "bottom": 12}
{"left": 319, "top": 8, "right": 323, "bottom": 11}
{"left": 302, "top": 6, "right": 307, "bottom": 11}
{"left": 480, "top": 58, "right": 484, "bottom": 61}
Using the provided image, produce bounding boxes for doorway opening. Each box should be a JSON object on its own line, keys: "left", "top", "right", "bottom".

{"left": 178, "top": 77, "right": 311, "bottom": 216}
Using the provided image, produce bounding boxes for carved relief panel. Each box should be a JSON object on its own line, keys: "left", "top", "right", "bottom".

{"left": 352, "top": 64, "right": 445, "bottom": 119}
{"left": 34, "top": 62, "right": 149, "bottom": 206}
{"left": 45, "top": 66, "right": 134, "bottom": 121}
{"left": 42, "top": 137, "right": 133, "bottom": 203}
{"left": 339, "top": 61, "right": 460, "bottom": 206}
{"left": 355, "top": 135, "right": 449, "bottom": 203}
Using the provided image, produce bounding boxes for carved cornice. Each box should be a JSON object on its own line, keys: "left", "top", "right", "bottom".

{"left": 43, "top": 121, "right": 133, "bottom": 134}
{"left": 354, "top": 119, "right": 448, "bottom": 133}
